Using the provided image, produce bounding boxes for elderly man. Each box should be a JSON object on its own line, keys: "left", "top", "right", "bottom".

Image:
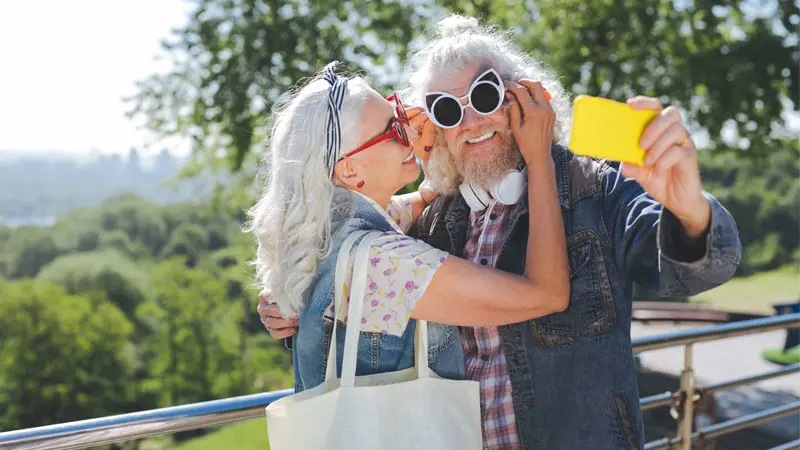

{"left": 260, "top": 14, "right": 741, "bottom": 450}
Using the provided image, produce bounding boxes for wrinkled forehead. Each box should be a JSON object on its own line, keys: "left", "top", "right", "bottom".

{"left": 426, "top": 61, "right": 496, "bottom": 97}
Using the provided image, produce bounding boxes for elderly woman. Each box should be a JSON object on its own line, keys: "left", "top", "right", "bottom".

{"left": 248, "top": 61, "right": 568, "bottom": 393}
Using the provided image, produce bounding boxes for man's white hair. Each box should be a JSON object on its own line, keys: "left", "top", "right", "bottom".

{"left": 246, "top": 66, "right": 370, "bottom": 315}
{"left": 404, "top": 14, "right": 572, "bottom": 194}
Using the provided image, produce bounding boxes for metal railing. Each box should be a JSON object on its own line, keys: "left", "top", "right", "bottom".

{"left": 635, "top": 313, "right": 800, "bottom": 450}
{"left": 0, "top": 313, "right": 797, "bottom": 450}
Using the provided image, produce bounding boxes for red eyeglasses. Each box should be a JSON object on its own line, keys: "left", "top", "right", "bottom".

{"left": 342, "top": 93, "right": 411, "bottom": 159}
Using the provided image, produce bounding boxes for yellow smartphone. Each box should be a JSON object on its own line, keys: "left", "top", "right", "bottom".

{"left": 569, "top": 95, "right": 659, "bottom": 165}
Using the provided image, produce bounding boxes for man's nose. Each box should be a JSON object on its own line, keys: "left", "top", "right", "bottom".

{"left": 461, "top": 106, "right": 483, "bottom": 128}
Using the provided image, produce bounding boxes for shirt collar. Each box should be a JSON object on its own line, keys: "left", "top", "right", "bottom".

{"left": 469, "top": 199, "right": 520, "bottom": 229}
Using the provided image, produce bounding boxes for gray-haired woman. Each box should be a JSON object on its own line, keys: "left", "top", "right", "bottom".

{"left": 248, "top": 61, "right": 568, "bottom": 393}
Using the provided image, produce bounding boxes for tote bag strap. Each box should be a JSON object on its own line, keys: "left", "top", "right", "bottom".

{"left": 326, "top": 230, "right": 432, "bottom": 385}
{"left": 415, "top": 319, "right": 431, "bottom": 378}
{"left": 340, "top": 231, "right": 382, "bottom": 387}
{"left": 324, "top": 230, "right": 370, "bottom": 383}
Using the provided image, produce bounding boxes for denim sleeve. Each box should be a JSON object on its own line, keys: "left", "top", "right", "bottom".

{"left": 601, "top": 162, "right": 742, "bottom": 297}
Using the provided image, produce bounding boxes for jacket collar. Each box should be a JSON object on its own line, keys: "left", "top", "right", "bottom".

{"left": 333, "top": 187, "right": 396, "bottom": 233}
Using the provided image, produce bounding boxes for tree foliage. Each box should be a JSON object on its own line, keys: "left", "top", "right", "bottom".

{"left": 127, "top": 0, "right": 431, "bottom": 170}
{"left": 0, "top": 281, "right": 135, "bottom": 430}
{"left": 136, "top": 260, "right": 244, "bottom": 406}
{"left": 514, "top": 0, "right": 798, "bottom": 157}
{"left": 37, "top": 250, "right": 150, "bottom": 318}
{"left": 1, "top": 227, "right": 61, "bottom": 279}
{"left": 128, "top": 0, "right": 798, "bottom": 168}
{"left": 100, "top": 194, "right": 170, "bottom": 256}
{"left": 699, "top": 138, "right": 800, "bottom": 274}
{"left": 160, "top": 223, "right": 210, "bottom": 267}
{"left": 0, "top": 195, "right": 294, "bottom": 432}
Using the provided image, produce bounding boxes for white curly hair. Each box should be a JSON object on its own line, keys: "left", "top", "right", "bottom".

{"left": 246, "top": 65, "right": 371, "bottom": 315}
{"left": 404, "top": 14, "right": 572, "bottom": 194}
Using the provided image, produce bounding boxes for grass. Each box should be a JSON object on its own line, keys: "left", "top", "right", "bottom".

{"left": 689, "top": 264, "right": 800, "bottom": 315}
{"left": 170, "top": 418, "right": 270, "bottom": 450}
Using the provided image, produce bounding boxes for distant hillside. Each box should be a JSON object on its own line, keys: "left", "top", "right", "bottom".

{"left": 0, "top": 148, "right": 208, "bottom": 225}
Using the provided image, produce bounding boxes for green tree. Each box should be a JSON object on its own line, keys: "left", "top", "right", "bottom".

{"left": 127, "top": 0, "right": 427, "bottom": 170}
{"left": 36, "top": 250, "right": 150, "bottom": 318}
{"left": 98, "top": 229, "right": 150, "bottom": 259}
{"left": 160, "top": 223, "right": 210, "bottom": 267}
{"left": 509, "top": 0, "right": 798, "bottom": 158}
{"left": 129, "top": 0, "right": 797, "bottom": 168}
{"left": 161, "top": 202, "right": 204, "bottom": 235}
{"left": 0, "top": 224, "right": 10, "bottom": 247}
{"left": 49, "top": 209, "right": 103, "bottom": 253}
{"left": 6, "top": 228, "right": 61, "bottom": 279}
{"left": 699, "top": 138, "right": 800, "bottom": 273}
{"left": 0, "top": 280, "right": 135, "bottom": 430}
{"left": 137, "top": 260, "right": 246, "bottom": 409}
{"left": 99, "top": 194, "right": 169, "bottom": 256}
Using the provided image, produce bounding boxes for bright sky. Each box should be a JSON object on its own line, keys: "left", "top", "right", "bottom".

{"left": 0, "top": 0, "right": 193, "bottom": 157}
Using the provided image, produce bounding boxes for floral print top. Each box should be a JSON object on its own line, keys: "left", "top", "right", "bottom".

{"left": 324, "top": 192, "right": 448, "bottom": 336}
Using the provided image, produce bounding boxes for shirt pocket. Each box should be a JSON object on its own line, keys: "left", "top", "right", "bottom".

{"left": 531, "top": 229, "right": 616, "bottom": 348}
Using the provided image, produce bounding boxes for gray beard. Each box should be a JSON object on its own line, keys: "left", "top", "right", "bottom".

{"left": 456, "top": 131, "right": 522, "bottom": 189}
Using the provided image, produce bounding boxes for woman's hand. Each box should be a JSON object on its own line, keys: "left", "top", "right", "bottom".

{"left": 257, "top": 290, "right": 298, "bottom": 339}
{"left": 504, "top": 80, "right": 555, "bottom": 165}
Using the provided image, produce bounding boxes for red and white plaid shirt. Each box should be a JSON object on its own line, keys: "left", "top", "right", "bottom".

{"left": 461, "top": 200, "right": 521, "bottom": 450}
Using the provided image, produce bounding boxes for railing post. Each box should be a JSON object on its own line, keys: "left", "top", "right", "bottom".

{"left": 676, "top": 343, "right": 695, "bottom": 450}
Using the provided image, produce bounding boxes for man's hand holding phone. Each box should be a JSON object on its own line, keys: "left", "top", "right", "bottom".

{"left": 571, "top": 95, "right": 711, "bottom": 238}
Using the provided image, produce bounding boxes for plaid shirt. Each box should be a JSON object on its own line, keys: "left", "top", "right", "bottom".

{"left": 461, "top": 200, "right": 521, "bottom": 450}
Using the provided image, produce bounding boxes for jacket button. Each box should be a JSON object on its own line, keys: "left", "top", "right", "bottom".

{"left": 489, "top": 213, "right": 497, "bottom": 220}
{"left": 480, "top": 258, "right": 488, "bottom": 265}
{"left": 481, "top": 354, "right": 490, "bottom": 362}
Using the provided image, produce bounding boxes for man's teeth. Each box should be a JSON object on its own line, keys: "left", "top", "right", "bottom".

{"left": 402, "top": 152, "right": 415, "bottom": 163}
{"left": 466, "top": 132, "right": 495, "bottom": 144}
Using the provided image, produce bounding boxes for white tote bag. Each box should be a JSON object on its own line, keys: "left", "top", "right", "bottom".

{"left": 266, "top": 230, "right": 482, "bottom": 450}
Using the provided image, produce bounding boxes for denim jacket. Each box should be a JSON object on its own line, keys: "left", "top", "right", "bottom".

{"left": 292, "top": 188, "right": 467, "bottom": 393}
{"left": 410, "top": 145, "right": 742, "bottom": 449}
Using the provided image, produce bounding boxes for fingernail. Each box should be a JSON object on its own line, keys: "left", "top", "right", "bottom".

{"left": 544, "top": 89, "right": 552, "bottom": 102}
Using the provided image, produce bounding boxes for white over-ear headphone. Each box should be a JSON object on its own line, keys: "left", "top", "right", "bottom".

{"left": 458, "top": 168, "right": 528, "bottom": 212}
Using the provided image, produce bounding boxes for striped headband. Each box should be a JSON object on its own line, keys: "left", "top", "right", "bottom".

{"left": 322, "top": 62, "right": 348, "bottom": 178}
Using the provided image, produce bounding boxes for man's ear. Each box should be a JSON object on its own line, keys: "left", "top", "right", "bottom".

{"left": 333, "top": 158, "right": 361, "bottom": 189}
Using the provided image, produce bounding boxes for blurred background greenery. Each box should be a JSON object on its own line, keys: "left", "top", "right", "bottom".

{"left": 0, "top": 0, "right": 797, "bottom": 448}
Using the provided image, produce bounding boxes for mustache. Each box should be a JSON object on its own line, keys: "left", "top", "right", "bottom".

{"left": 459, "top": 126, "right": 505, "bottom": 143}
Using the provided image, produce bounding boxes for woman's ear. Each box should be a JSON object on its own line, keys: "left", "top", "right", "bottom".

{"left": 333, "top": 158, "right": 361, "bottom": 189}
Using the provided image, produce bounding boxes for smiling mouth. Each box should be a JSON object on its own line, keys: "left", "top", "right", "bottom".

{"left": 401, "top": 151, "right": 415, "bottom": 164}
{"left": 465, "top": 131, "right": 496, "bottom": 144}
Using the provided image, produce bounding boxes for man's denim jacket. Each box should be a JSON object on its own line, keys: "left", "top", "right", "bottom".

{"left": 409, "top": 145, "right": 742, "bottom": 449}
